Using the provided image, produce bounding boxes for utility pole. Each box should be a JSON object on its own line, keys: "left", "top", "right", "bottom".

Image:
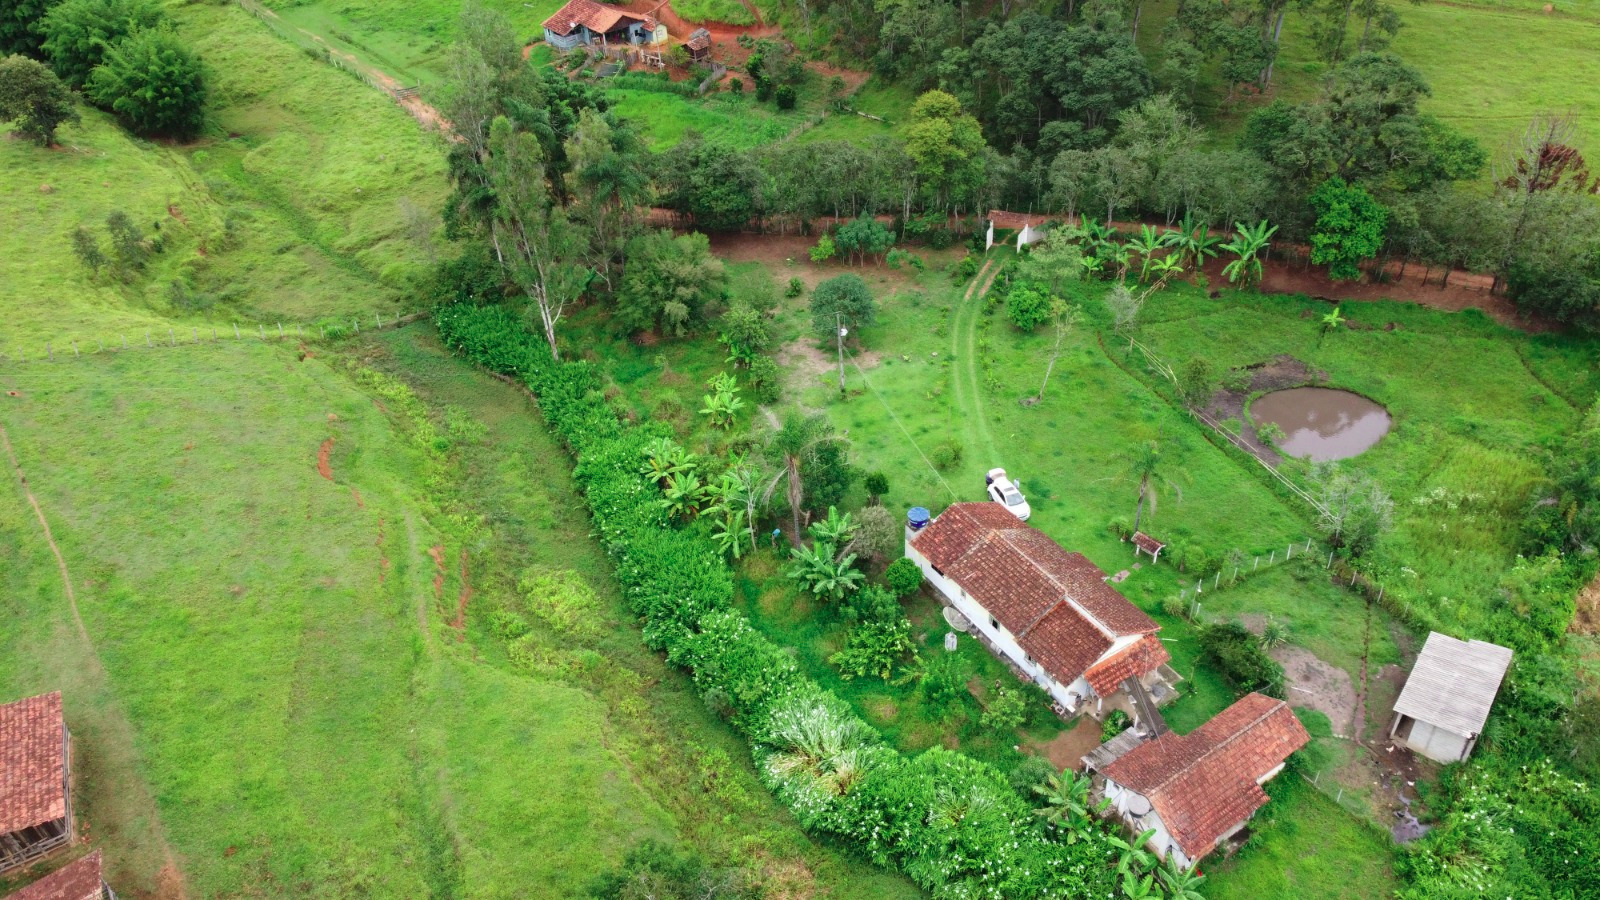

{"left": 836, "top": 312, "right": 846, "bottom": 397}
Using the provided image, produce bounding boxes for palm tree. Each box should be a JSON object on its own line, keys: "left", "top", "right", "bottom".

{"left": 763, "top": 413, "right": 834, "bottom": 547}
{"left": 764, "top": 698, "right": 878, "bottom": 796}
{"left": 1121, "top": 439, "right": 1184, "bottom": 535}
{"left": 1221, "top": 220, "right": 1279, "bottom": 289}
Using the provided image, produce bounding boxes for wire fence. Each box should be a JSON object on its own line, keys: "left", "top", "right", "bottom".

{"left": 0, "top": 311, "right": 428, "bottom": 367}
{"left": 1124, "top": 334, "right": 1331, "bottom": 519}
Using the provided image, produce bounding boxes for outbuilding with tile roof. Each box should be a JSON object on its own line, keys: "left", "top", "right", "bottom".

{"left": 1388, "top": 631, "right": 1512, "bottom": 763}
{"left": 905, "top": 502, "right": 1174, "bottom": 719}
{"left": 1096, "top": 692, "right": 1309, "bottom": 869}
{"left": 1, "top": 692, "right": 74, "bottom": 873}
{"left": 4, "top": 850, "right": 114, "bottom": 900}
{"left": 542, "top": 0, "right": 664, "bottom": 51}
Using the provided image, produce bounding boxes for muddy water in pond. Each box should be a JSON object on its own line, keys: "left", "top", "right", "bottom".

{"left": 1251, "top": 388, "right": 1391, "bottom": 461}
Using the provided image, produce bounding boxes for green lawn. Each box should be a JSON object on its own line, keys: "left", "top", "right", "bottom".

{"left": 673, "top": 0, "right": 758, "bottom": 25}
{"left": 607, "top": 88, "right": 806, "bottom": 149}
{"left": 1205, "top": 775, "right": 1398, "bottom": 898}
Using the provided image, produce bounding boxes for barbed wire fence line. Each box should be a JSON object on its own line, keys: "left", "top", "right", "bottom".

{"left": 0, "top": 311, "right": 430, "bottom": 368}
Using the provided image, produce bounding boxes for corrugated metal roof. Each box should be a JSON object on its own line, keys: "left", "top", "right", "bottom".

{"left": 1082, "top": 727, "right": 1145, "bottom": 772}
{"left": 1392, "top": 632, "right": 1512, "bottom": 737}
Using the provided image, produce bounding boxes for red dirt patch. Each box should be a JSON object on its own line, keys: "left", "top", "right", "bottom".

{"left": 1573, "top": 574, "right": 1600, "bottom": 635}
{"left": 316, "top": 438, "right": 334, "bottom": 480}
{"left": 351, "top": 487, "right": 364, "bottom": 508}
{"left": 1034, "top": 716, "right": 1104, "bottom": 772}
{"left": 452, "top": 548, "right": 474, "bottom": 630}
{"left": 428, "top": 545, "right": 445, "bottom": 599}
{"left": 166, "top": 204, "right": 189, "bottom": 227}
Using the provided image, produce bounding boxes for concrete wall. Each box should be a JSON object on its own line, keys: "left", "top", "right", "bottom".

{"left": 545, "top": 28, "right": 587, "bottom": 50}
{"left": 1398, "top": 717, "right": 1471, "bottom": 763}
{"left": 907, "top": 536, "right": 1096, "bottom": 712}
{"left": 1104, "top": 780, "right": 1193, "bottom": 870}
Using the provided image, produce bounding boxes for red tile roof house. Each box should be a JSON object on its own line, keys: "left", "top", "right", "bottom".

{"left": 5, "top": 850, "right": 115, "bottom": 900}
{"left": 1, "top": 693, "right": 74, "bottom": 874}
{"left": 905, "top": 502, "right": 1176, "bottom": 720}
{"left": 1088, "top": 692, "right": 1310, "bottom": 869}
{"left": 542, "top": 0, "right": 664, "bottom": 52}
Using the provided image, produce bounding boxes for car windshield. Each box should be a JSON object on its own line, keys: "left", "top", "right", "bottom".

{"left": 1003, "top": 490, "right": 1024, "bottom": 505}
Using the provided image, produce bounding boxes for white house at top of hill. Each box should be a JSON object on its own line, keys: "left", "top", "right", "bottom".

{"left": 542, "top": 0, "right": 666, "bottom": 51}
{"left": 905, "top": 502, "right": 1174, "bottom": 718}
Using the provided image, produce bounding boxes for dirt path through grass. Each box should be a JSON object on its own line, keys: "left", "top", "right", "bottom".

{"left": 951, "top": 260, "right": 1002, "bottom": 471}
{"left": 0, "top": 416, "right": 188, "bottom": 898}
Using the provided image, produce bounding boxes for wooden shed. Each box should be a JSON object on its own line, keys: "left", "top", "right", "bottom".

{"left": 6, "top": 850, "right": 115, "bottom": 900}
{"left": 0, "top": 692, "right": 73, "bottom": 873}
{"left": 1389, "top": 632, "right": 1512, "bottom": 764}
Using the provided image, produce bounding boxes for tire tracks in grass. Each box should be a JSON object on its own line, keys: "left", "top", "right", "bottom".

{"left": 950, "top": 259, "right": 1002, "bottom": 471}
{"left": 0, "top": 415, "right": 188, "bottom": 898}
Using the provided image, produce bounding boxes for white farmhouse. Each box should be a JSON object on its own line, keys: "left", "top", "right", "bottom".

{"left": 1389, "top": 631, "right": 1512, "bottom": 764}
{"left": 1089, "top": 692, "right": 1309, "bottom": 869}
{"left": 905, "top": 502, "right": 1172, "bottom": 717}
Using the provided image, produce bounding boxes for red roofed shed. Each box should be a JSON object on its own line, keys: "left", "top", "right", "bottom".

{"left": 1097, "top": 692, "right": 1309, "bottom": 868}
{"left": 5, "top": 850, "right": 114, "bottom": 900}
{"left": 0, "top": 693, "right": 73, "bottom": 873}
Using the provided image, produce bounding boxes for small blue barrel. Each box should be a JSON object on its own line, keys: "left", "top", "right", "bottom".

{"left": 908, "top": 507, "right": 931, "bottom": 531}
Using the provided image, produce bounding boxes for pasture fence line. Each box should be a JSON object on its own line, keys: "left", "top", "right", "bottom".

{"left": 1123, "top": 333, "right": 1331, "bottom": 520}
{"left": 0, "top": 311, "right": 429, "bottom": 368}
{"left": 235, "top": 0, "right": 421, "bottom": 103}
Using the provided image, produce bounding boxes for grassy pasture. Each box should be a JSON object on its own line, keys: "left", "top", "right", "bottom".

{"left": 0, "top": 1, "right": 447, "bottom": 353}
{"left": 607, "top": 88, "right": 805, "bottom": 149}
{"left": 0, "top": 331, "right": 915, "bottom": 897}
{"left": 673, "top": 0, "right": 758, "bottom": 25}
{"left": 1138, "top": 0, "right": 1600, "bottom": 161}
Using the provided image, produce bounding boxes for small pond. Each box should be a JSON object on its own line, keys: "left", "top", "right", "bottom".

{"left": 1250, "top": 388, "right": 1391, "bottom": 461}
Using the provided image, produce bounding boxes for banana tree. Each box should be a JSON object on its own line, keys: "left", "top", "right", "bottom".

{"left": 809, "top": 505, "right": 858, "bottom": 548}
{"left": 1319, "top": 306, "right": 1345, "bottom": 347}
{"left": 1127, "top": 225, "right": 1167, "bottom": 283}
{"left": 1156, "top": 855, "right": 1206, "bottom": 900}
{"left": 1109, "top": 827, "right": 1159, "bottom": 879}
{"left": 1220, "top": 220, "right": 1279, "bottom": 289}
{"left": 787, "top": 540, "right": 864, "bottom": 602}
{"left": 1031, "top": 769, "right": 1107, "bottom": 843}
{"left": 710, "top": 507, "right": 748, "bottom": 559}
{"left": 657, "top": 470, "right": 707, "bottom": 521}
{"left": 641, "top": 436, "right": 695, "bottom": 486}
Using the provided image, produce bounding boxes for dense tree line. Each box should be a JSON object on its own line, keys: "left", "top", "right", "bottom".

{"left": 0, "top": 0, "right": 206, "bottom": 141}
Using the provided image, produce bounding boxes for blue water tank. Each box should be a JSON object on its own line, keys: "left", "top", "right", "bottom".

{"left": 907, "top": 507, "right": 931, "bottom": 531}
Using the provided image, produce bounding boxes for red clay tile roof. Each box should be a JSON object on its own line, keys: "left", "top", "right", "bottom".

{"left": 686, "top": 28, "right": 711, "bottom": 51}
{"left": 7, "top": 851, "right": 105, "bottom": 900}
{"left": 1084, "top": 634, "right": 1171, "bottom": 696}
{"left": 543, "top": 0, "right": 653, "bottom": 36}
{"left": 1102, "top": 693, "right": 1309, "bottom": 861}
{"left": 0, "top": 692, "right": 68, "bottom": 835}
{"left": 1132, "top": 532, "right": 1164, "bottom": 554}
{"left": 910, "top": 503, "right": 1159, "bottom": 691}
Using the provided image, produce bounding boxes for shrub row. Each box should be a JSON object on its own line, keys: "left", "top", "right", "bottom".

{"left": 434, "top": 304, "right": 1121, "bottom": 897}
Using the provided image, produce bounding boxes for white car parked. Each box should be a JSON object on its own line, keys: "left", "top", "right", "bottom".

{"left": 985, "top": 468, "right": 1031, "bottom": 521}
